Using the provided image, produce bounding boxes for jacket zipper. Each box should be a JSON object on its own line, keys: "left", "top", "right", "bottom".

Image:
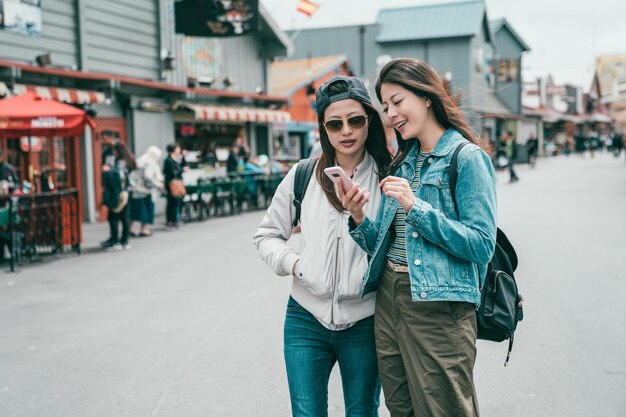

{"left": 330, "top": 212, "right": 343, "bottom": 324}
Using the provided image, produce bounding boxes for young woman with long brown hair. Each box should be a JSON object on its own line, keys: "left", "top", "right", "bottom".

{"left": 339, "top": 58, "right": 497, "bottom": 417}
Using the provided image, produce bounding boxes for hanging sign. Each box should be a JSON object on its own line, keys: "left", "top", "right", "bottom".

{"left": 175, "top": 0, "right": 258, "bottom": 37}
{"left": 20, "top": 136, "right": 43, "bottom": 152}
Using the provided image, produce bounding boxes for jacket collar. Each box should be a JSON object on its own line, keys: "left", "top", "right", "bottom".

{"left": 431, "top": 128, "right": 464, "bottom": 157}
{"left": 401, "top": 128, "right": 464, "bottom": 169}
{"left": 334, "top": 151, "right": 375, "bottom": 180}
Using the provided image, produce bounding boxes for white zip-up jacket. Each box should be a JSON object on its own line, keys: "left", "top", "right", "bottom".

{"left": 253, "top": 153, "right": 382, "bottom": 326}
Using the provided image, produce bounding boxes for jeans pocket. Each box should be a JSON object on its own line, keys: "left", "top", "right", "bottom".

{"left": 286, "top": 296, "right": 301, "bottom": 312}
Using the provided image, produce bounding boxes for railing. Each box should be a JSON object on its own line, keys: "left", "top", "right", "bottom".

{"left": 0, "top": 190, "right": 81, "bottom": 272}
{"left": 180, "top": 172, "right": 285, "bottom": 223}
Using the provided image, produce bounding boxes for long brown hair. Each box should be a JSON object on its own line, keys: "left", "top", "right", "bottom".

{"left": 316, "top": 79, "right": 391, "bottom": 212}
{"left": 375, "top": 58, "right": 478, "bottom": 174}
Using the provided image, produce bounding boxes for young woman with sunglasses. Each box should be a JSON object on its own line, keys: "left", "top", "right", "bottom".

{"left": 339, "top": 58, "right": 497, "bottom": 417}
{"left": 254, "top": 76, "right": 391, "bottom": 417}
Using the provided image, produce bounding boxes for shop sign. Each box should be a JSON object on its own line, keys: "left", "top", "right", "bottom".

{"left": 20, "top": 136, "right": 43, "bottom": 152}
{"left": 180, "top": 124, "right": 196, "bottom": 136}
{"left": 175, "top": 0, "right": 259, "bottom": 37}
{"left": 31, "top": 116, "right": 64, "bottom": 128}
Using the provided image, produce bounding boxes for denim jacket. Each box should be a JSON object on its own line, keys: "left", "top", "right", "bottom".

{"left": 349, "top": 128, "right": 497, "bottom": 306}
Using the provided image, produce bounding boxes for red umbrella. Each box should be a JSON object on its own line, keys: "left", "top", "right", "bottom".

{"left": 0, "top": 91, "right": 95, "bottom": 139}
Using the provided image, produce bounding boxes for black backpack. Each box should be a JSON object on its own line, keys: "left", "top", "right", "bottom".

{"left": 449, "top": 143, "right": 524, "bottom": 366}
{"left": 292, "top": 158, "right": 317, "bottom": 227}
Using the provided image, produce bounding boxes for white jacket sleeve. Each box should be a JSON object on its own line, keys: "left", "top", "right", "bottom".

{"left": 252, "top": 165, "right": 301, "bottom": 277}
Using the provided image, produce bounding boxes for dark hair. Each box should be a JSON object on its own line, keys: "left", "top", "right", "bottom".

{"left": 101, "top": 129, "right": 117, "bottom": 138}
{"left": 166, "top": 144, "right": 179, "bottom": 154}
{"left": 375, "top": 58, "right": 479, "bottom": 174}
{"left": 316, "top": 79, "right": 391, "bottom": 212}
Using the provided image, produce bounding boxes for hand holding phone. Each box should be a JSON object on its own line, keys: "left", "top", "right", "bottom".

{"left": 323, "top": 166, "right": 354, "bottom": 193}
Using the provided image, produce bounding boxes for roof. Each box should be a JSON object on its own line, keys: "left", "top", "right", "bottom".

{"left": 489, "top": 18, "right": 531, "bottom": 52}
{"left": 0, "top": 59, "right": 288, "bottom": 104}
{"left": 468, "top": 89, "right": 516, "bottom": 117}
{"left": 259, "top": 3, "right": 293, "bottom": 57}
{"left": 270, "top": 55, "right": 351, "bottom": 97}
{"left": 376, "top": 0, "right": 489, "bottom": 43}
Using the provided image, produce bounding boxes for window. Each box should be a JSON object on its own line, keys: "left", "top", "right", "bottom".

{"left": 498, "top": 59, "right": 519, "bottom": 83}
{"left": 474, "top": 48, "right": 485, "bottom": 73}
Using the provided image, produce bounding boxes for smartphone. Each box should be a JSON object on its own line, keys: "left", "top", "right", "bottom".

{"left": 323, "top": 166, "right": 354, "bottom": 192}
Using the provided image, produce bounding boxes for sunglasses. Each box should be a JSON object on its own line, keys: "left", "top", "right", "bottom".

{"left": 323, "top": 115, "right": 368, "bottom": 133}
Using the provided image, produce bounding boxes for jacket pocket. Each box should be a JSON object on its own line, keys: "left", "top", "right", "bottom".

{"left": 420, "top": 169, "right": 454, "bottom": 216}
{"left": 295, "top": 255, "right": 334, "bottom": 299}
{"left": 337, "top": 253, "right": 369, "bottom": 301}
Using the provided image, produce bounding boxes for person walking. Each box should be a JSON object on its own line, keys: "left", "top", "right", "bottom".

{"left": 502, "top": 130, "right": 519, "bottom": 182}
{"left": 253, "top": 76, "right": 391, "bottom": 417}
{"left": 526, "top": 132, "right": 538, "bottom": 168}
{"left": 163, "top": 143, "right": 184, "bottom": 230}
{"left": 129, "top": 145, "right": 164, "bottom": 237}
{"left": 99, "top": 130, "right": 136, "bottom": 251}
{"left": 339, "top": 58, "right": 497, "bottom": 417}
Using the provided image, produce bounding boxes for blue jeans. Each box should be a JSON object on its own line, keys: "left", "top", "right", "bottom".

{"left": 284, "top": 296, "right": 381, "bottom": 417}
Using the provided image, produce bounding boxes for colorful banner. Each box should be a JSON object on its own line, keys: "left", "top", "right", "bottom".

{"left": 181, "top": 37, "right": 222, "bottom": 81}
{"left": 175, "top": 0, "right": 259, "bottom": 37}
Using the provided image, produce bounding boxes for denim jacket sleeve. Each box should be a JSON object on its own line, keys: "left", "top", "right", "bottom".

{"left": 405, "top": 146, "right": 497, "bottom": 265}
{"left": 348, "top": 193, "right": 387, "bottom": 255}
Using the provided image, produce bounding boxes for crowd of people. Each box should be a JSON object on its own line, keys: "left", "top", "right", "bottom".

{"left": 97, "top": 131, "right": 285, "bottom": 251}
{"left": 98, "top": 132, "right": 192, "bottom": 251}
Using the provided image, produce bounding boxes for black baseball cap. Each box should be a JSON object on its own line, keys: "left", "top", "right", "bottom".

{"left": 315, "top": 75, "right": 372, "bottom": 118}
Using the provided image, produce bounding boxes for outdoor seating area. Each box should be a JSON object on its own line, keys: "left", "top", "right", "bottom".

{"left": 179, "top": 172, "right": 284, "bottom": 222}
{"left": 0, "top": 190, "right": 82, "bottom": 271}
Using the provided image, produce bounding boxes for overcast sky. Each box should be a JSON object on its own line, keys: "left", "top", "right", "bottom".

{"left": 261, "top": 0, "right": 626, "bottom": 89}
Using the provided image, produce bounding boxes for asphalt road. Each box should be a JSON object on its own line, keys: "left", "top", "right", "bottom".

{"left": 1, "top": 151, "right": 625, "bottom": 417}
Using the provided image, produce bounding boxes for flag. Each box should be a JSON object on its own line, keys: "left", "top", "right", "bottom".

{"left": 297, "top": 0, "right": 319, "bottom": 17}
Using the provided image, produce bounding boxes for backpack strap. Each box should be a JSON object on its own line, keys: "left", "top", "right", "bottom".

{"left": 292, "top": 158, "right": 317, "bottom": 227}
{"left": 449, "top": 142, "right": 469, "bottom": 214}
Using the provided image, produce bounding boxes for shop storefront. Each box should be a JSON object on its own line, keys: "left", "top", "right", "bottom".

{"left": 173, "top": 102, "right": 291, "bottom": 178}
{"left": 0, "top": 91, "right": 95, "bottom": 268}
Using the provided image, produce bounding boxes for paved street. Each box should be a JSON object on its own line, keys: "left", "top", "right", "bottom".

{"left": 1, "top": 152, "right": 625, "bottom": 417}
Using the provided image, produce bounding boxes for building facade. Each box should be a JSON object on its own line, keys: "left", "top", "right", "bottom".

{"left": 287, "top": 1, "right": 530, "bottom": 155}
{"left": 270, "top": 54, "right": 353, "bottom": 159}
{"left": 0, "top": 0, "right": 292, "bottom": 222}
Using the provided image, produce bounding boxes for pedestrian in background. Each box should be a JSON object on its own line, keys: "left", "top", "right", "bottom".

{"left": 99, "top": 130, "right": 136, "bottom": 251}
{"left": 339, "top": 58, "right": 497, "bottom": 417}
{"left": 254, "top": 75, "right": 391, "bottom": 417}
{"left": 129, "top": 145, "right": 164, "bottom": 237}
{"left": 163, "top": 143, "right": 184, "bottom": 230}
{"left": 502, "top": 130, "right": 519, "bottom": 182}
{"left": 526, "top": 132, "right": 538, "bottom": 168}
{"left": 0, "top": 148, "right": 18, "bottom": 193}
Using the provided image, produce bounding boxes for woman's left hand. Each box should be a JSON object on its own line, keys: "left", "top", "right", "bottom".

{"left": 380, "top": 176, "right": 414, "bottom": 212}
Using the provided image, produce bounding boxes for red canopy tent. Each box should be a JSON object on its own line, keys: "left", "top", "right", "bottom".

{"left": 0, "top": 91, "right": 95, "bottom": 138}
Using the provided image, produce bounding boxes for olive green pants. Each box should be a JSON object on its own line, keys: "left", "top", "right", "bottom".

{"left": 375, "top": 266, "right": 480, "bottom": 417}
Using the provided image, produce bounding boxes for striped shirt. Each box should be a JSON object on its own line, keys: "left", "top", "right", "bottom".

{"left": 386, "top": 151, "right": 431, "bottom": 265}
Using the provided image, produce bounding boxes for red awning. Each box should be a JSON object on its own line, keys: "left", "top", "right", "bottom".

{"left": 0, "top": 92, "right": 95, "bottom": 138}
{"left": 0, "top": 81, "right": 106, "bottom": 104}
{"left": 175, "top": 102, "right": 291, "bottom": 124}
